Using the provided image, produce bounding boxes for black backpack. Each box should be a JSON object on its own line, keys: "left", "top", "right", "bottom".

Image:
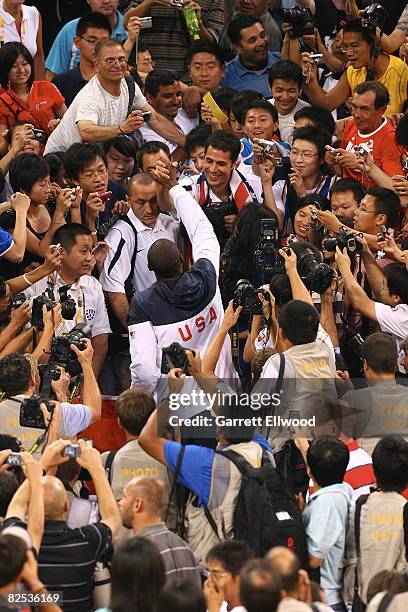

{"left": 207, "top": 448, "right": 309, "bottom": 568}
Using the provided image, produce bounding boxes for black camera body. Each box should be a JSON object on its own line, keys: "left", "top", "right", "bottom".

{"left": 161, "top": 342, "right": 195, "bottom": 374}
{"left": 323, "top": 228, "right": 364, "bottom": 255}
{"left": 51, "top": 323, "right": 88, "bottom": 377}
{"left": 20, "top": 395, "right": 54, "bottom": 429}
{"left": 233, "top": 279, "right": 269, "bottom": 316}
{"left": 32, "top": 128, "right": 46, "bottom": 142}
{"left": 254, "top": 218, "right": 285, "bottom": 275}
{"left": 204, "top": 200, "right": 237, "bottom": 244}
{"left": 297, "top": 248, "right": 334, "bottom": 294}
{"left": 361, "top": 3, "right": 386, "bottom": 36}
{"left": 31, "top": 285, "right": 77, "bottom": 331}
{"left": 10, "top": 292, "right": 26, "bottom": 310}
{"left": 278, "top": 6, "right": 315, "bottom": 37}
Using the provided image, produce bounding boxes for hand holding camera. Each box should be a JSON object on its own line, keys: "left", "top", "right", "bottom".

{"left": 75, "top": 439, "right": 102, "bottom": 472}
{"left": 120, "top": 110, "right": 146, "bottom": 134}
{"left": 300, "top": 52, "right": 318, "bottom": 84}
{"left": 41, "top": 439, "right": 72, "bottom": 471}
{"left": 56, "top": 188, "right": 74, "bottom": 216}
{"left": 335, "top": 245, "right": 352, "bottom": 272}
{"left": 10, "top": 300, "right": 31, "bottom": 328}
{"left": 86, "top": 192, "right": 105, "bottom": 220}
{"left": 43, "top": 243, "right": 64, "bottom": 273}
{"left": 279, "top": 246, "right": 297, "bottom": 273}
{"left": 70, "top": 337, "right": 93, "bottom": 367}
{"left": 51, "top": 366, "right": 70, "bottom": 403}
{"left": 127, "top": 15, "right": 142, "bottom": 40}
{"left": 168, "top": 367, "right": 187, "bottom": 394}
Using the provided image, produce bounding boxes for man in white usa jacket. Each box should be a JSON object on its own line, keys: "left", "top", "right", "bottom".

{"left": 128, "top": 161, "right": 236, "bottom": 391}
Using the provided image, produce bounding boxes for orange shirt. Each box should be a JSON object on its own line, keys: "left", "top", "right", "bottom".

{"left": 340, "top": 117, "right": 404, "bottom": 189}
{"left": 0, "top": 80, "right": 65, "bottom": 134}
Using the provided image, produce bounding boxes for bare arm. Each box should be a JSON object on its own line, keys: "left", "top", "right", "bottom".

{"left": 380, "top": 29, "right": 406, "bottom": 54}
{"left": 71, "top": 340, "right": 102, "bottom": 423}
{"left": 146, "top": 106, "right": 186, "bottom": 147}
{"left": 6, "top": 195, "right": 30, "bottom": 262}
{"left": 138, "top": 408, "right": 167, "bottom": 465}
{"left": 335, "top": 248, "right": 377, "bottom": 320}
{"left": 302, "top": 58, "right": 351, "bottom": 112}
{"left": 91, "top": 333, "right": 109, "bottom": 379}
{"left": 106, "top": 292, "right": 129, "bottom": 330}
{"left": 124, "top": 0, "right": 154, "bottom": 23}
{"left": 281, "top": 249, "right": 314, "bottom": 306}
{"left": 77, "top": 120, "right": 122, "bottom": 143}
{"left": 0, "top": 327, "right": 32, "bottom": 357}
{"left": 361, "top": 246, "right": 388, "bottom": 302}
{"left": 202, "top": 301, "right": 242, "bottom": 375}
{"left": 34, "top": 14, "right": 46, "bottom": 80}
{"left": 320, "top": 291, "right": 339, "bottom": 348}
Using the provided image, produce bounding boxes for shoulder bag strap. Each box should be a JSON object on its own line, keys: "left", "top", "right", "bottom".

{"left": 104, "top": 450, "right": 118, "bottom": 485}
{"left": 164, "top": 445, "right": 185, "bottom": 523}
{"left": 353, "top": 493, "right": 370, "bottom": 603}
{"left": 124, "top": 74, "right": 136, "bottom": 118}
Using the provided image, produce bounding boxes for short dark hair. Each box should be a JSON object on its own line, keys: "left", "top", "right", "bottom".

{"left": 243, "top": 99, "right": 278, "bottom": 123}
{"left": 343, "top": 18, "right": 375, "bottom": 45}
{"left": 64, "top": 143, "right": 106, "bottom": 181}
{"left": 136, "top": 141, "right": 170, "bottom": 169}
{"left": 144, "top": 70, "right": 178, "bottom": 97}
{"left": 76, "top": 11, "right": 112, "bottom": 37}
{"left": 9, "top": 153, "right": 50, "bottom": 194}
{"left": 269, "top": 60, "right": 302, "bottom": 89}
{"left": 230, "top": 90, "right": 264, "bottom": 124}
{"left": 372, "top": 435, "right": 408, "bottom": 492}
{"left": 206, "top": 541, "right": 254, "bottom": 575}
{"left": 294, "top": 105, "right": 336, "bottom": 140}
{"left": 0, "top": 42, "right": 35, "bottom": 90}
{"left": 354, "top": 81, "right": 390, "bottom": 109}
{"left": 0, "top": 471, "right": 19, "bottom": 517}
{"left": 157, "top": 579, "right": 206, "bottom": 612}
{"left": 115, "top": 388, "right": 156, "bottom": 436}
{"left": 307, "top": 436, "right": 349, "bottom": 487}
{"left": 147, "top": 238, "right": 181, "bottom": 279}
{"left": 396, "top": 113, "right": 408, "bottom": 148}
{"left": 185, "top": 124, "right": 212, "bottom": 157}
{"left": 53, "top": 223, "right": 92, "bottom": 253}
{"left": 361, "top": 332, "right": 398, "bottom": 374}
{"left": 330, "top": 178, "right": 364, "bottom": 205}
{"left": 240, "top": 558, "right": 282, "bottom": 612}
{"left": 292, "top": 126, "right": 329, "bottom": 158}
{"left": 186, "top": 40, "right": 225, "bottom": 66}
{"left": 0, "top": 353, "right": 32, "bottom": 396}
{"left": 0, "top": 534, "right": 27, "bottom": 587}
{"left": 278, "top": 300, "right": 319, "bottom": 345}
{"left": 205, "top": 130, "right": 241, "bottom": 163}
{"left": 103, "top": 135, "right": 138, "bottom": 160}
{"left": 384, "top": 263, "right": 408, "bottom": 304}
{"left": 43, "top": 152, "right": 66, "bottom": 184}
{"left": 211, "top": 87, "right": 237, "bottom": 114}
{"left": 368, "top": 186, "right": 401, "bottom": 229}
{"left": 227, "top": 14, "right": 263, "bottom": 46}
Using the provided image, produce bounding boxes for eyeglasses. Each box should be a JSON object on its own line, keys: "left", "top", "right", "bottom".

{"left": 206, "top": 569, "right": 230, "bottom": 579}
{"left": 357, "top": 207, "right": 376, "bottom": 214}
{"left": 341, "top": 43, "right": 363, "bottom": 52}
{"left": 138, "top": 59, "right": 155, "bottom": 68}
{"left": 100, "top": 57, "right": 128, "bottom": 66}
{"left": 290, "top": 150, "right": 319, "bottom": 160}
{"left": 80, "top": 36, "right": 110, "bottom": 46}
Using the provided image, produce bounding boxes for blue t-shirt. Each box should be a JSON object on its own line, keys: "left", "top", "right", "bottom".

{"left": 0, "top": 226, "right": 13, "bottom": 257}
{"left": 164, "top": 434, "right": 271, "bottom": 506}
{"left": 45, "top": 12, "right": 127, "bottom": 75}
{"left": 222, "top": 52, "right": 281, "bottom": 97}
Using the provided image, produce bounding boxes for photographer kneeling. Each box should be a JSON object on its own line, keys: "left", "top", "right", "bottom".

{"left": 0, "top": 339, "right": 101, "bottom": 456}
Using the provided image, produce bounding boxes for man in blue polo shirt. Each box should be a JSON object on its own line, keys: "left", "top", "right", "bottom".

{"left": 222, "top": 15, "right": 280, "bottom": 97}
{"left": 45, "top": 0, "right": 127, "bottom": 79}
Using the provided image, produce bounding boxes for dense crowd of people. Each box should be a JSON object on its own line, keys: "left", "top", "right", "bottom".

{"left": 1, "top": 0, "right": 408, "bottom": 611}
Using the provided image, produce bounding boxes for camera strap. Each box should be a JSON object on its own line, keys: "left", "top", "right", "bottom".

{"left": 230, "top": 323, "right": 242, "bottom": 378}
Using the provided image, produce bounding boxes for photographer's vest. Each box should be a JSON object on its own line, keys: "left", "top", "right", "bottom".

{"left": 185, "top": 441, "right": 268, "bottom": 565}
{"left": 0, "top": 396, "right": 47, "bottom": 458}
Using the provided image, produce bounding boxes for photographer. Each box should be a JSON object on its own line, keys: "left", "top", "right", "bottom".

{"left": 0, "top": 341, "right": 101, "bottom": 455}
{"left": 23, "top": 223, "right": 111, "bottom": 378}
{"left": 128, "top": 159, "right": 237, "bottom": 391}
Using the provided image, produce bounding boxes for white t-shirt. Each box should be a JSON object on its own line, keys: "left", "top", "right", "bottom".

{"left": 24, "top": 273, "right": 111, "bottom": 338}
{"left": 44, "top": 75, "right": 146, "bottom": 154}
{"left": 269, "top": 98, "right": 309, "bottom": 144}
{"left": 139, "top": 109, "right": 198, "bottom": 153}
{"left": 100, "top": 209, "right": 180, "bottom": 294}
{"left": 375, "top": 301, "right": 408, "bottom": 373}
{"left": 0, "top": 2, "right": 39, "bottom": 58}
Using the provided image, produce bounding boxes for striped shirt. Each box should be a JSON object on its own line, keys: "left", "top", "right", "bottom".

{"left": 138, "top": 522, "right": 200, "bottom": 586}
{"left": 308, "top": 439, "right": 376, "bottom": 502}
{"left": 38, "top": 521, "right": 112, "bottom": 612}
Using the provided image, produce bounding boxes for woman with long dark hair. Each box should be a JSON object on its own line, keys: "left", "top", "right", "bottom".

{"left": 0, "top": 42, "right": 66, "bottom": 154}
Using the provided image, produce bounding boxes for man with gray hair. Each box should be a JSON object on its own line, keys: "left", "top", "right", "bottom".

{"left": 119, "top": 475, "right": 200, "bottom": 585}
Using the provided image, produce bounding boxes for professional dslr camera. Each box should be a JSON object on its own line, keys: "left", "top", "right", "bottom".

{"left": 323, "top": 227, "right": 364, "bottom": 255}
{"left": 50, "top": 323, "right": 89, "bottom": 378}
{"left": 161, "top": 342, "right": 195, "bottom": 374}
{"left": 32, "top": 284, "right": 77, "bottom": 331}
{"left": 277, "top": 6, "right": 315, "bottom": 38}
{"left": 361, "top": 3, "right": 386, "bottom": 36}
{"left": 296, "top": 247, "right": 334, "bottom": 294}
{"left": 20, "top": 395, "right": 54, "bottom": 429}
{"left": 233, "top": 279, "right": 269, "bottom": 316}
{"left": 204, "top": 200, "right": 237, "bottom": 245}
{"left": 10, "top": 292, "right": 26, "bottom": 310}
{"left": 254, "top": 218, "right": 285, "bottom": 275}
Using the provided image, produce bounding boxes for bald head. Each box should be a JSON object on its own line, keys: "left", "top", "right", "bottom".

{"left": 126, "top": 476, "right": 168, "bottom": 517}
{"left": 266, "top": 547, "right": 300, "bottom": 594}
{"left": 128, "top": 171, "right": 155, "bottom": 193}
{"left": 42, "top": 475, "right": 68, "bottom": 520}
{"left": 147, "top": 238, "right": 182, "bottom": 279}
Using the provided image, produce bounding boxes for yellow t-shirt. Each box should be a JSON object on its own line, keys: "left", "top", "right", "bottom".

{"left": 346, "top": 54, "right": 408, "bottom": 115}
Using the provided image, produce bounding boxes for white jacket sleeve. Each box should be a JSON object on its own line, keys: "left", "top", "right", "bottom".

{"left": 99, "top": 225, "right": 134, "bottom": 294}
{"left": 129, "top": 321, "right": 160, "bottom": 391}
{"left": 169, "top": 184, "right": 220, "bottom": 274}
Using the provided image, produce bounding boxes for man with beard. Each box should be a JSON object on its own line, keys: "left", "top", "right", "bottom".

{"left": 222, "top": 15, "right": 280, "bottom": 96}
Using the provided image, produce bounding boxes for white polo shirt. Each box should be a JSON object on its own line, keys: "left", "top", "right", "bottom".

{"left": 100, "top": 209, "right": 180, "bottom": 295}
{"left": 139, "top": 108, "right": 198, "bottom": 153}
{"left": 24, "top": 273, "right": 111, "bottom": 338}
